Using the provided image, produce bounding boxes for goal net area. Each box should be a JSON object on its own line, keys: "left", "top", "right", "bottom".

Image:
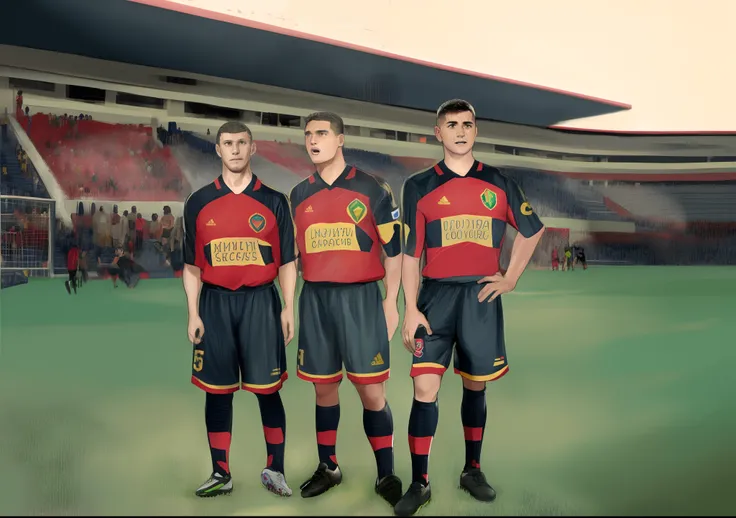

{"left": 1, "top": 195, "right": 55, "bottom": 288}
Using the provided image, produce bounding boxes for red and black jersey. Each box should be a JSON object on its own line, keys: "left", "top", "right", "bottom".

{"left": 183, "top": 174, "right": 296, "bottom": 290}
{"left": 67, "top": 247, "right": 79, "bottom": 271}
{"left": 402, "top": 160, "right": 544, "bottom": 281}
{"left": 290, "top": 165, "right": 401, "bottom": 284}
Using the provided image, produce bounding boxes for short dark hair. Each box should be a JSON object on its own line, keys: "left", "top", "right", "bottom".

{"left": 304, "top": 111, "right": 344, "bottom": 136}
{"left": 216, "top": 121, "right": 253, "bottom": 144}
{"left": 436, "top": 99, "right": 476, "bottom": 124}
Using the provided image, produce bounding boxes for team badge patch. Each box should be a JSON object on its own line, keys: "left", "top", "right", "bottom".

{"left": 520, "top": 202, "right": 533, "bottom": 216}
{"left": 391, "top": 208, "right": 400, "bottom": 221}
{"left": 249, "top": 213, "right": 266, "bottom": 233}
{"left": 347, "top": 199, "right": 367, "bottom": 224}
{"left": 480, "top": 189, "right": 497, "bottom": 211}
{"left": 413, "top": 338, "right": 424, "bottom": 358}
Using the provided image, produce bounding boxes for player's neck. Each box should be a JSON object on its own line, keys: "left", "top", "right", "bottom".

{"left": 221, "top": 167, "right": 253, "bottom": 194}
{"left": 316, "top": 154, "right": 347, "bottom": 185}
{"left": 442, "top": 150, "right": 476, "bottom": 176}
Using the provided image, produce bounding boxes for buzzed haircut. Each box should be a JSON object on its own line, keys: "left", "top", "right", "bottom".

{"left": 305, "top": 111, "right": 345, "bottom": 136}
{"left": 216, "top": 121, "right": 253, "bottom": 144}
{"left": 436, "top": 99, "right": 477, "bottom": 124}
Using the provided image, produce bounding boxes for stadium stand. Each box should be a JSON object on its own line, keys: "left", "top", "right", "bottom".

{"left": 19, "top": 113, "right": 190, "bottom": 201}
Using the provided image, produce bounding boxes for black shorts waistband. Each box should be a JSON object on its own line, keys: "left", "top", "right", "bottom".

{"left": 304, "top": 280, "right": 378, "bottom": 288}
{"left": 202, "top": 281, "right": 274, "bottom": 293}
{"left": 422, "top": 275, "right": 484, "bottom": 285}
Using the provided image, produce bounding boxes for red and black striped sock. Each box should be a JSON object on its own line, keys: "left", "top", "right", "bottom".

{"left": 408, "top": 399, "right": 439, "bottom": 486}
{"left": 256, "top": 392, "right": 286, "bottom": 475}
{"left": 204, "top": 392, "right": 234, "bottom": 477}
{"left": 461, "top": 386, "right": 487, "bottom": 471}
{"left": 315, "top": 403, "right": 340, "bottom": 470}
{"left": 363, "top": 402, "right": 395, "bottom": 480}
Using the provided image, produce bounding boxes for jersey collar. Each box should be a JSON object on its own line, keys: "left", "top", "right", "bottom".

{"left": 214, "top": 173, "right": 260, "bottom": 194}
{"left": 312, "top": 164, "right": 355, "bottom": 189}
{"left": 435, "top": 159, "right": 481, "bottom": 177}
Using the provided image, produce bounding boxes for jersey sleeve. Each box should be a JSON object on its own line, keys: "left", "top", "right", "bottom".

{"left": 401, "top": 178, "right": 426, "bottom": 258}
{"left": 183, "top": 193, "right": 198, "bottom": 266}
{"left": 371, "top": 181, "right": 402, "bottom": 258}
{"left": 275, "top": 193, "right": 298, "bottom": 265}
{"left": 505, "top": 177, "right": 544, "bottom": 238}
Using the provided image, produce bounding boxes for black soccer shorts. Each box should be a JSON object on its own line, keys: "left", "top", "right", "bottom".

{"left": 297, "top": 281, "right": 390, "bottom": 385}
{"left": 410, "top": 279, "right": 509, "bottom": 382}
{"left": 191, "top": 282, "right": 287, "bottom": 394}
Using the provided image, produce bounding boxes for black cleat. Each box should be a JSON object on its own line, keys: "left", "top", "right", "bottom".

{"left": 394, "top": 481, "right": 431, "bottom": 516}
{"left": 299, "top": 462, "right": 342, "bottom": 498}
{"left": 195, "top": 472, "right": 233, "bottom": 498}
{"left": 64, "top": 281, "right": 71, "bottom": 295}
{"left": 375, "top": 474, "right": 402, "bottom": 507}
{"left": 459, "top": 468, "right": 496, "bottom": 502}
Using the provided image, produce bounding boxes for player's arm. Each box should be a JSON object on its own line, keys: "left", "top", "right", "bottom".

{"left": 504, "top": 178, "right": 545, "bottom": 287}
{"left": 276, "top": 193, "right": 298, "bottom": 344}
{"left": 400, "top": 179, "right": 432, "bottom": 349}
{"left": 372, "top": 181, "right": 403, "bottom": 303}
{"left": 371, "top": 180, "right": 402, "bottom": 340}
{"left": 182, "top": 195, "right": 204, "bottom": 343}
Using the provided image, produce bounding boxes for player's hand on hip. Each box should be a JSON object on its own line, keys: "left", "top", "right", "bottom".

{"left": 383, "top": 299, "right": 400, "bottom": 341}
{"left": 188, "top": 315, "right": 204, "bottom": 344}
{"left": 402, "top": 308, "right": 432, "bottom": 353}
{"left": 281, "top": 307, "right": 295, "bottom": 345}
{"left": 477, "top": 272, "right": 516, "bottom": 303}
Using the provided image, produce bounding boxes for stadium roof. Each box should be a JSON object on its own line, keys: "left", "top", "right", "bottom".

{"left": 2, "top": 0, "right": 631, "bottom": 127}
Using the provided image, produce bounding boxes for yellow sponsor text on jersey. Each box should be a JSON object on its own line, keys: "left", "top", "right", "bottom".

{"left": 441, "top": 214, "right": 494, "bottom": 247}
{"left": 305, "top": 222, "right": 361, "bottom": 253}
{"left": 210, "top": 237, "right": 268, "bottom": 266}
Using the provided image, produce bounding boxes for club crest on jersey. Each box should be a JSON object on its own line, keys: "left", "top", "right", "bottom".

{"left": 347, "top": 199, "right": 367, "bottom": 224}
{"left": 480, "top": 189, "right": 497, "bottom": 211}
{"left": 249, "top": 213, "right": 266, "bottom": 233}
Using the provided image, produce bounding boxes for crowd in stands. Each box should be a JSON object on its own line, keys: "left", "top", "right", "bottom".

{"left": 16, "top": 109, "right": 190, "bottom": 202}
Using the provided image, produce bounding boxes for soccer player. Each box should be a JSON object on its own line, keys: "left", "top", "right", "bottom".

{"left": 575, "top": 245, "right": 588, "bottom": 270}
{"left": 289, "top": 112, "right": 403, "bottom": 506}
{"left": 551, "top": 247, "right": 559, "bottom": 271}
{"left": 182, "top": 121, "right": 298, "bottom": 498}
{"left": 395, "top": 99, "right": 546, "bottom": 516}
{"left": 65, "top": 244, "right": 79, "bottom": 294}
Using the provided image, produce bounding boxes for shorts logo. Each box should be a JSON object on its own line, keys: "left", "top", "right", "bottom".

{"left": 249, "top": 213, "right": 266, "bottom": 233}
{"left": 371, "top": 353, "right": 385, "bottom": 366}
{"left": 413, "top": 338, "right": 424, "bottom": 358}
{"left": 193, "top": 349, "right": 204, "bottom": 372}
{"left": 206, "top": 219, "right": 216, "bottom": 226}
{"left": 347, "top": 199, "right": 367, "bottom": 224}
{"left": 480, "top": 189, "right": 497, "bottom": 211}
{"left": 520, "top": 202, "right": 533, "bottom": 216}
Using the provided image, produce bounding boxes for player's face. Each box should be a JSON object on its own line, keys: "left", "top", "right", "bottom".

{"left": 216, "top": 132, "right": 256, "bottom": 173}
{"left": 435, "top": 111, "right": 477, "bottom": 156}
{"left": 304, "top": 120, "right": 344, "bottom": 165}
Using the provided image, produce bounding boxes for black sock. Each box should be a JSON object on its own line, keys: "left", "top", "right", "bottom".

{"left": 363, "top": 402, "right": 395, "bottom": 480}
{"left": 461, "top": 386, "right": 487, "bottom": 471}
{"left": 408, "top": 399, "right": 439, "bottom": 485}
{"left": 205, "top": 392, "right": 234, "bottom": 476}
{"left": 256, "top": 392, "right": 286, "bottom": 475}
{"left": 315, "top": 404, "right": 340, "bottom": 470}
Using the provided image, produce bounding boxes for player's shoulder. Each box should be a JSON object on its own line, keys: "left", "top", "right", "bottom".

{"left": 288, "top": 174, "right": 319, "bottom": 205}
{"left": 476, "top": 163, "right": 520, "bottom": 192}
{"left": 252, "top": 178, "right": 289, "bottom": 205}
{"left": 402, "top": 164, "right": 441, "bottom": 196}
{"left": 350, "top": 167, "right": 393, "bottom": 197}
{"left": 184, "top": 181, "right": 220, "bottom": 211}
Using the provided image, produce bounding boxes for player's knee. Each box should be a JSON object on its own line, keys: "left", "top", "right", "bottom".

{"left": 353, "top": 382, "right": 385, "bottom": 411}
{"left": 413, "top": 374, "right": 441, "bottom": 403}
{"left": 314, "top": 382, "right": 340, "bottom": 406}
{"left": 462, "top": 378, "right": 486, "bottom": 392}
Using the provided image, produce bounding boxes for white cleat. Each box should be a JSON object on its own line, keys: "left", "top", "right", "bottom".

{"left": 261, "top": 467, "right": 293, "bottom": 497}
